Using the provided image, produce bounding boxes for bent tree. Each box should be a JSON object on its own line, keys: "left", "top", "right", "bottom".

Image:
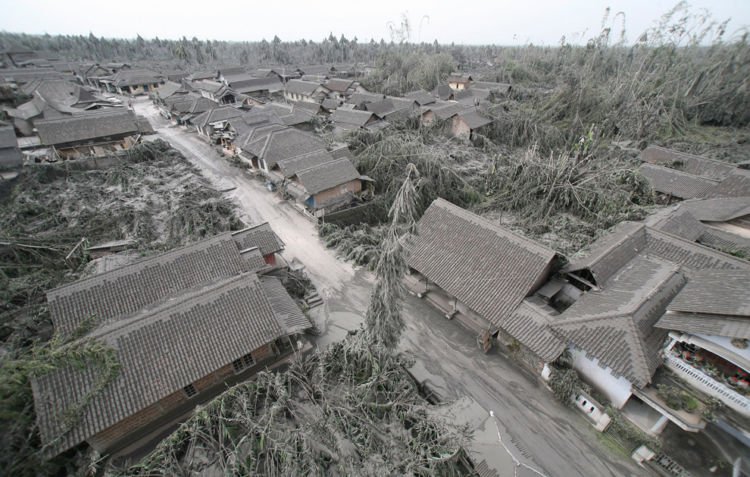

{"left": 365, "top": 163, "right": 420, "bottom": 352}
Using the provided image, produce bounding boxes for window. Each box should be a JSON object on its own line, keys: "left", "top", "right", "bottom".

{"left": 183, "top": 383, "right": 197, "bottom": 398}
{"left": 232, "top": 353, "right": 255, "bottom": 373}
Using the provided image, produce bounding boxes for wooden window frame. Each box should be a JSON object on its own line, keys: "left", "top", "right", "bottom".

{"left": 183, "top": 383, "right": 198, "bottom": 398}
{"left": 232, "top": 353, "right": 256, "bottom": 374}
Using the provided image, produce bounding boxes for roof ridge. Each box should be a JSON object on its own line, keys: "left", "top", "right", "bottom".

{"left": 554, "top": 255, "right": 680, "bottom": 325}
{"left": 295, "top": 156, "right": 348, "bottom": 176}
{"left": 232, "top": 222, "right": 271, "bottom": 234}
{"left": 431, "top": 198, "right": 557, "bottom": 259}
{"left": 622, "top": 315, "right": 654, "bottom": 385}
{"left": 83, "top": 272, "right": 260, "bottom": 343}
{"left": 570, "top": 222, "right": 645, "bottom": 269}
{"left": 46, "top": 232, "right": 234, "bottom": 297}
{"left": 646, "top": 226, "right": 750, "bottom": 268}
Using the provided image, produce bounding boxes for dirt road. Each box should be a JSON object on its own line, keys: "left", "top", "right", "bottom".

{"left": 136, "top": 99, "right": 643, "bottom": 476}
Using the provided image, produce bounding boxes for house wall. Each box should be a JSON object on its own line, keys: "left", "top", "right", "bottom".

{"left": 264, "top": 253, "right": 277, "bottom": 267}
{"left": 86, "top": 342, "right": 276, "bottom": 453}
{"left": 451, "top": 116, "right": 471, "bottom": 139}
{"left": 117, "top": 83, "right": 160, "bottom": 96}
{"left": 571, "top": 347, "right": 633, "bottom": 408}
{"left": 259, "top": 158, "right": 270, "bottom": 174}
{"left": 311, "top": 179, "right": 362, "bottom": 208}
{"left": 421, "top": 110, "right": 436, "bottom": 125}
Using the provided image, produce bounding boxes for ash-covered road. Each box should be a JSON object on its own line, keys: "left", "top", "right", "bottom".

{"left": 136, "top": 98, "right": 644, "bottom": 477}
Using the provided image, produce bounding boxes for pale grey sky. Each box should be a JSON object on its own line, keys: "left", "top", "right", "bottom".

{"left": 0, "top": 0, "right": 747, "bottom": 45}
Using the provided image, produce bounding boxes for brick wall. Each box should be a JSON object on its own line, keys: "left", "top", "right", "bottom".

{"left": 313, "top": 179, "right": 362, "bottom": 208}
{"left": 86, "top": 343, "right": 277, "bottom": 453}
{"left": 87, "top": 388, "right": 187, "bottom": 451}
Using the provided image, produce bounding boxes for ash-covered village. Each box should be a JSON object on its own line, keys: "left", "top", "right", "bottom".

{"left": 1, "top": 1, "right": 750, "bottom": 476}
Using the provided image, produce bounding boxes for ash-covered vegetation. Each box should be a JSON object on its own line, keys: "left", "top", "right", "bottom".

{"left": 320, "top": 4, "right": 750, "bottom": 263}
{"left": 122, "top": 337, "right": 469, "bottom": 476}
{"left": 0, "top": 140, "right": 243, "bottom": 476}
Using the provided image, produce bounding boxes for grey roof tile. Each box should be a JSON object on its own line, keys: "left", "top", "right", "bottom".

{"left": 639, "top": 163, "right": 719, "bottom": 199}
{"left": 645, "top": 227, "right": 750, "bottom": 275}
{"left": 655, "top": 312, "right": 750, "bottom": 340}
{"left": 564, "top": 222, "right": 647, "bottom": 286}
{"left": 641, "top": 146, "right": 736, "bottom": 181}
{"left": 666, "top": 269, "right": 750, "bottom": 317}
{"left": 651, "top": 208, "right": 705, "bottom": 242}
{"left": 697, "top": 226, "right": 750, "bottom": 256}
{"left": 705, "top": 171, "right": 750, "bottom": 198}
{"left": 33, "top": 273, "right": 285, "bottom": 455}
{"left": 47, "top": 233, "right": 247, "bottom": 336}
{"left": 553, "top": 255, "right": 686, "bottom": 387}
{"left": 296, "top": 158, "right": 360, "bottom": 195}
{"left": 260, "top": 276, "right": 312, "bottom": 334}
{"left": 680, "top": 197, "right": 750, "bottom": 222}
{"left": 332, "top": 108, "right": 377, "bottom": 127}
{"left": 231, "top": 223, "right": 285, "bottom": 256}
{"left": 502, "top": 300, "right": 566, "bottom": 362}
{"left": 277, "top": 149, "right": 335, "bottom": 178}
{"left": 35, "top": 110, "right": 140, "bottom": 146}
{"left": 409, "top": 198, "right": 557, "bottom": 330}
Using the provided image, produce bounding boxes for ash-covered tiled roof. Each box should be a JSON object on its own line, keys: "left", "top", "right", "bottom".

{"left": 680, "top": 197, "right": 750, "bottom": 222}
{"left": 47, "top": 233, "right": 247, "bottom": 337}
{"left": 553, "top": 255, "right": 686, "bottom": 387}
{"left": 244, "top": 128, "right": 326, "bottom": 168}
{"left": 656, "top": 269, "right": 750, "bottom": 339}
{"left": 277, "top": 149, "right": 335, "bottom": 178}
{"left": 35, "top": 110, "right": 140, "bottom": 146}
{"left": 639, "top": 163, "right": 719, "bottom": 199}
{"left": 0, "top": 125, "right": 18, "bottom": 149}
{"left": 296, "top": 157, "right": 360, "bottom": 195}
{"left": 645, "top": 227, "right": 750, "bottom": 275}
{"left": 502, "top": 300, "right": 566, "bottom": 362}
{"left": 347, "top": 91, "right": 385, "bottom": 105}
{"left": 698, "top": 226, "right": 750, "bottom": 256}
{"left": 232, "top": 223, "right": 284, "bottom": 256}
{"left": 641, "top": 146, "right": 736, "bottom": 181}
{"left": 705, "top": 171, "right": 750, "bottom": 199}
{"left": 239, "top": 246, "right": 270, "bottom": 272}
{"left": 110, "top": 68, "right": 162, "bottom": 87}
{"left": 325, "top": 78, "right": 354, "bottom": 93}
{"left": 192, "top": 105, "right": 243, "bottom": 129}
{"left": 404, "top": 89, "right": 435, "bottom": 106}
{"left": 154, "top": 81, "right": 184, "bottom": 99}
{"left": 456, "top": 110, "right": 493, "bottom": 129}
{"left": 231, "top": 76, "right": 283, "bottom": 94}
{"left": 430, "top": 102, "right": 465, "bottom": 120}
{"left": 332, "top": 108, "right": 378, "bottom": 127}
{"left": 261, "top": 276, "right": 312, "bottom": 334}
{"left": 564, "top": 222, "right": 646, "bottom": 287}
{"left": 666, "top": 269, "right": 750, "bottom": 317}
{"left": 32, "top": 273, "right": 286, "bottom": 455}
{"left": 286, "top": 79, "right": 327, "bottom": 96}
{"left": 656, "top": 311, "right": 750, "bottom": 340}
{"left": 409, "top": 198, "right": 557, "bottom": 329}
{"left": 651, "top": 208, "right": 705, "bottom": 242}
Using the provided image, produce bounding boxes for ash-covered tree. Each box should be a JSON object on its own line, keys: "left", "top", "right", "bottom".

{"left": 364, "top": 163, "right": 419, "bottom": 351}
